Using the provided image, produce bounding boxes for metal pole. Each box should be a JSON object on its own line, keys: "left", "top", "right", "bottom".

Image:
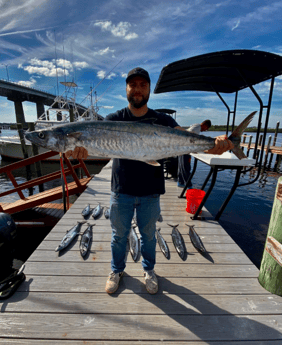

{"left": 1, "top": 64, "right": 9, "bottom": 81}
{"left": 60, "top": 153, "right": 67, "bottom": 213}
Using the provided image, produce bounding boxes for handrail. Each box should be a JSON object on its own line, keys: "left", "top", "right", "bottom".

{"left": 0, "top": 150, "right": 91, "bottom": 200}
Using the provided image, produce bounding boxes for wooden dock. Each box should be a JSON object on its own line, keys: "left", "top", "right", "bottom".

{"left": 1, "top": 161, "right": 282, "bottom": 344}
{"left": 241, "top": 142, "right": 282, "bottom": 155}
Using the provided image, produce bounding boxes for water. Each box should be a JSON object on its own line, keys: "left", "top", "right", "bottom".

{"left": 189, "top": 131, "right": 282, "bottom": 268}
{"left": 0, "top": 129, "right": 281, "bottom": 268}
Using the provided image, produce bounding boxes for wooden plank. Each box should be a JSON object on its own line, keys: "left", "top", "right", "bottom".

{"left": 44, "top": 231, "right": 236, "bottom": 244}
{"left": 37, "top": 240, "right": 243, "bottom": 253}
{"left": 0, "top": 338, "right": 281, "bottom": 345}
{"left": 4, "top": 160, "right": 279, "bottom": 344}
{"left": 23, "top": 262, "right": 259, "bottom": 277}
{"left": 0, "top": 314, "right": 281, "bottom": 341}
{"left": 2, "top": 341, "right": 282, "bottom": 345}
{"left": 49, "top": 220, "right": 230, "bottom": 235}
{"left": 14, "top": 275, "right": 269, "bottom": 294}
{"left": 2, "top": 177, "right": 92, "bottom": 214}
{"left": 28, "top": 250, "right": 254, "bottom": 265}
{"left": 3, "top": 293, "right": 280, "bottom": 315}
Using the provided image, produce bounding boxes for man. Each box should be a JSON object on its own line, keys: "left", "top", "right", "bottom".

{"left": 66, "top": 67, "right": 233, "bottom": 295}
{"left": 177, "top": 120, "right": 211, "bottom": 189}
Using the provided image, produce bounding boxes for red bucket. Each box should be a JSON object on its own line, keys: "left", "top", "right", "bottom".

{"left": 186, "top": 189, "right": 206, "bottom": 214}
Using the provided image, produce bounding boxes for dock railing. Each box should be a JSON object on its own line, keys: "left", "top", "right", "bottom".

{"left": 0, "top": 150, "right": 92, "bottom": 214}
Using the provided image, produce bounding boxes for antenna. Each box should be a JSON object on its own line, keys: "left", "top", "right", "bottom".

{"left": 80, "top": 58, "right": 124, "bottom": 105}
{"left": 62, "top": 34, "right": 67, "bottom": 91}
{"left": 54, "top": 30, "right": 60, "bottom": 95}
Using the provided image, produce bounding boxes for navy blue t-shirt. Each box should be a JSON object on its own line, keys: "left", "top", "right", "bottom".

{"left": 105, "top": 107, "right": 179, "bottom": 196}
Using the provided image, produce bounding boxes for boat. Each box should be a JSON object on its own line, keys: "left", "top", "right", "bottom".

{"left": 0, "top": 82, "right": 108, "bottom": 163}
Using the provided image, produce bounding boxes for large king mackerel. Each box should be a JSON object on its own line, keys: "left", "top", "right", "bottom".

{"left": 25, "top": 111, "right": 256, "bottom": 165}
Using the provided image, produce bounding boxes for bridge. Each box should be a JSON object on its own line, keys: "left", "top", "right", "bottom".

{"left": 0, "top": 79, "right": 89, "bottom": 127}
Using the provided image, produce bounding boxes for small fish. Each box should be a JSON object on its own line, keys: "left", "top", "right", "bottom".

{"left": 129, "top": 225, "right": 139, "bottom": 262}
{"left": 104, "top": 207, "right": 110, "bottom": 219}
{"left": 81, "top": 204, "right": 91, "bottom": 217}
{"left": 25, "top": 112, "right": 256, "bottom": 165}
{"left": 55, "top": 221, "right": 86, "bottom": 252}
{"left": 156, "top": 228, "right": 169, "bottom": 259}
{"left": 169, "top": 224, "right": 186, "bottom": 260}
{"left": 80, "top": 223, "right": 93, "bottom": 257}
{"left": 92, "top": 203, "right": 103, "bottom": 220}
{"left": 186, "top": 224, "right": 206, "bottom": 253}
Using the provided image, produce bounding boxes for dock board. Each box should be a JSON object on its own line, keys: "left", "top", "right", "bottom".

{"left": 1, "top": 160, "right": 282, "bottom": 344}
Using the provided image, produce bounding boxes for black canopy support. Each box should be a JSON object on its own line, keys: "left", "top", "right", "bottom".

{"left": 154, "top": 49, "right": 282, "bottom": 186}
{"left": 155, "top": 49, "right": 282, "bottom": 219}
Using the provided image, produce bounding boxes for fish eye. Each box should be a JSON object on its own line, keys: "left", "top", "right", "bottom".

{"left": 38, "top": 132, "right": 45, "bottom": 139}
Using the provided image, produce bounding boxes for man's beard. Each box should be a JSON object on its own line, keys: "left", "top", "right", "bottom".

{"left": 127, "top": 93, "right": 149, "bottom": 109}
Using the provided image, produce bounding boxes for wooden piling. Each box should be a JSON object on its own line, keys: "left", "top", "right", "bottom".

{"left": 256, "top": 134, "right": 263, "bottom": 161}
{"left": 17, "top": 123, "right": 33, "bottom": 195}
{"left": 28, "top": 123, "right": 44, "bottom": 192}
{"left": 241, "top": 134, "right": 247, "bottom": 154}
{"left": 263, "top": 135, "right": 272, "bottom": 169}
{"left": 268, "top": 122, "right": 280, "bottom": 169}
{"left": 259, "top": 177, "right": 282, "bottom": 295}
{"left": 246, "top": 135, "right": 252, "bottom": 157}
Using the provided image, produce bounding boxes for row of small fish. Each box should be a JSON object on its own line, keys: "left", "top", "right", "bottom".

{"left": 128, "top": 213, "right": 162, "bottom": 262}
{"left": 81, "top": 203, "right": 110, "bottom": 220}
{"left": 55, "top": 221, "right": 94, "bottom": 258}
{"left": 157, "top": 224, "right": 206, "bottom": 261}
{"left": 128, "top": 221, "right": 206, "bottom": 262}
{"left": 129, "top": 224, "right": 140, "bottom": 262}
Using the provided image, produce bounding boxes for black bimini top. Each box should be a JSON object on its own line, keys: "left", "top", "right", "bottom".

{"left": 154, "top": 50, "right": 282, "bottom": 94}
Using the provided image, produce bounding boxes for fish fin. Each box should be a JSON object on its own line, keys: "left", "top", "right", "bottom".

{"left": 167, "top": 223, "right": 179, "bottom": 228}
{"left": 228, "top": 111, "right": 257, "bottom": 159}
{"left": 67, "top": 132, "right": 82, "bottom": 139}
{"left": 144, "top": 160, "right": 161, "bottom": 166}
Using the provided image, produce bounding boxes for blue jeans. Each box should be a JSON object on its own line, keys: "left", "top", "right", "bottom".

{"left": 109, "top": 192, "right": 161, "bottom": 273}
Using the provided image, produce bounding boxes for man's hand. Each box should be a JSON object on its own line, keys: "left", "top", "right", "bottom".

{"left": 65, "top": 146, "right": 89, "bottom": 159}
{"left": 205, "top": 135, "right": 234, "bottom": 155}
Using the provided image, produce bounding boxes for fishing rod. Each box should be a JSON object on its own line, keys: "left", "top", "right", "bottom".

{"left": 79, "top": 58, "right": 124, "bottom": 106}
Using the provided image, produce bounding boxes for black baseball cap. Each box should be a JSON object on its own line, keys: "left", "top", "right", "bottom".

{"left": 126, "top": 67, "right": 151, "bottom": 84}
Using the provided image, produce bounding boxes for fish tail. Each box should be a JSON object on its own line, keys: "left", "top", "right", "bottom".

{"left": 167, "top": 223, "right": 179, "bottom": 228}
{"left": 228, "top": 111, "right": 256, "bottom": 159}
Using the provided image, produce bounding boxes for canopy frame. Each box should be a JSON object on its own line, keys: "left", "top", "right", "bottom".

{"left": 154, "top": 49, "right": 282, "bottom": 187}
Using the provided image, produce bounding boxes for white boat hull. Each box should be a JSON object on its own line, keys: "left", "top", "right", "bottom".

{"left": 0, "top": 137, "right": 108, "bottom": 163}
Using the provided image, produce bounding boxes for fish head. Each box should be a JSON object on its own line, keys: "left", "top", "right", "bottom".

{"left": 25, "top": 126, "right": 71, "bottom": 152}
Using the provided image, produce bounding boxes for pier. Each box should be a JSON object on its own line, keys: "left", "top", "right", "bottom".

{"left": 1, "top": 160, "right": 282, "bottom": 344}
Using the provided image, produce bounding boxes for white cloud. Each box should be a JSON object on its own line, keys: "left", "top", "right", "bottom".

{"left": 97, "top": 70, "right": 116, "bottom": 79}
{"left": 227, "top": 1, "right": 282, "bottom": 31}
{"left": 102, "top": 105, "right": 114, "bottom": 109}
{"left": 121, "top": 72, "right": 127, "bottom": 78}
{"left": 94, "top": 47, "right": 115, "bottom": 56}
{"left": 94, "top": 21, "right": 138, "bottom": 40}
{"left": 17, "top": 77, "right": 37, "bottom": 88}
{"left": 30, "top": 58, "right": 54, "bottom": 69}
{"left": 231, "top": 19, "right": 240, "bottom": 31}
{"left": 0, "top": 27, "right": 55, "bottom": 37}
{"left": 73, "top": 61, "right": 89, "bottom": 69}
{"left": 97, "top": 70, "right": 106, "bottom": 79}
{"left": 55, "top": 59, "right": 73, "bottom": 70}
{"left": 0, "top": 0, "right": 48, "bottom": 21}
{"left": 23, "top": 65, "right": 69, "bottom": 77}
{"left": 124, "top": 32, "right": 138, "bottom": 40}
{"left": 18, "top": 58, "right": 88, "bottom": 77}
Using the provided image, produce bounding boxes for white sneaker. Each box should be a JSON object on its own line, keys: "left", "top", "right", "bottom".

{"left": 105, "top": 271, "right": 123, "bottom": 294}
{"left": 144, "top": 269, "right": 158, "bottom": 294}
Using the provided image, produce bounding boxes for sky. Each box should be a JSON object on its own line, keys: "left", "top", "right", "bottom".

{"left": 0, "top": 0, "right": 282, "bottom": 127}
